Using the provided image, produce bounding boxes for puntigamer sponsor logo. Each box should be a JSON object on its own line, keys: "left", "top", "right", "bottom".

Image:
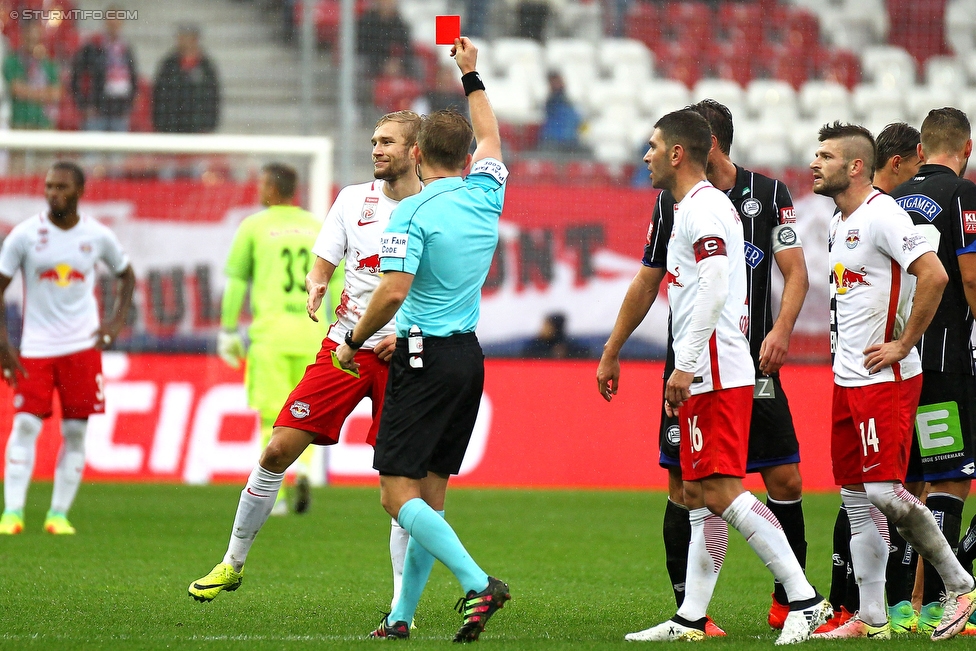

{"left": 895, "top": 194, "right": 942, "bottom": 222}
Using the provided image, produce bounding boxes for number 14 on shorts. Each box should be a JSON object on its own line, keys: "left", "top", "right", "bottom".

{"left": 859, "top": 418, "right": 879, "bottom": 457}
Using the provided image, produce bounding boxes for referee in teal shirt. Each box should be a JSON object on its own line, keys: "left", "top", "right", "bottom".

{"left": 336, "top": 36, "right": 510, "bottom": 643}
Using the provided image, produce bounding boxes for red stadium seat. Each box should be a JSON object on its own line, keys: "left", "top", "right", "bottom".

{"left": 508, "top": 159, "right": 560, "bottom": 185}
{"left": 654, "top": 41, "right": 702, "bottom": 88}
{"left": 129, "top": 78, "right": 153, "bottom": 133}
{"left": 763, "top": 5, "right": 792, "bottom": 45}
{"left": 564, "top": 160, "right": 614, "bottom": 187}
{"left": 499, "top": 123, "right": 541, "bottom": 154}
{"left": 755, "top": 43, "right": 812, "bottom": 89}
{"left": 624, "top": 2, "right": 662, "bottom": 50}
{"left": 660, "top": 1, "right": 713, "bottom": 46}
{"left": 819, "top": 48, "right": 861, "bottom": 90}
{"left": 784, "top": 9, "right": 820, "bottom": 53}
{"left": 709, "top": 40, "right": 754, "bottom": 86}
{"left": 887, "top": 0, "right": 949, "bottom": 64}
{"left": 372, "top": 74, "right": 421, "bottom": 113}
{"left": 295, "top": 0, "right": 368, "bottom": 48}
{"left": 716, "top": 2, "right": 763, "bottom": 51}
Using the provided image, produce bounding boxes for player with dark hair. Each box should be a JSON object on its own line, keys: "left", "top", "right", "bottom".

{"left": 819, "top": 120, "right": 923, "bottom": 633}
{"left": 811, "top": 121, "right": 975, "bottom": 641}
{"left": 620, "top": 108, "right": 827, "bottom": 643}
{"left": 335, "top": 38, "right": 510, "bottom": 642}
{"left": 889, "top": 107, "right": 976, "bottom": 635}
{"left": 188, "top": 112, "right": 423, "bottom": 606}
{"left": 0, "top": 161, "right": 136, "bottom": 535}
{"left": 598, "top": 98, "right": 810, "bottom": 633}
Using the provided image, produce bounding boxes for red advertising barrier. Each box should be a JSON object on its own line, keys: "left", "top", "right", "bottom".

{"left": 0, "top": 354, "right": 837, "bottom": 491}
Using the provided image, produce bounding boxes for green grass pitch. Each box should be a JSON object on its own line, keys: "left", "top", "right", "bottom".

{"left": 0, "top": 484, "right": 964, "bottom": 649}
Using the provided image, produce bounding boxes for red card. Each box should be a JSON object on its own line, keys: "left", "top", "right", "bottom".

{"left": 435, "top": 15, "right": 461, "bottom": 45}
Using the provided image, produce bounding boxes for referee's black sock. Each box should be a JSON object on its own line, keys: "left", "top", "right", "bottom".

{"left": 663, "top": 498, "right": 690, "bottom": 608}
{"left": 766, "top": 496, "right": 806, "bottom": 606}
{"left": 922, "top": 493, "right": 964, "bottom": 605}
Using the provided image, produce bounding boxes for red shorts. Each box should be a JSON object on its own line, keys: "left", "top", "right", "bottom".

{"left": 14, "top": 348, "right": 104, "bottom": 419}
{"left": 831, "top": 375, "right": 922, "bottom": 485}
{"left": 679, "top": 386, "right": 753, "bottom": 481}
{"left": 274, "top": 338, "right": 389, "bottom": 446}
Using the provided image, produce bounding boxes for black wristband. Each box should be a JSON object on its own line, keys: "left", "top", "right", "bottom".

{"left": 461, "top": 71, "right": 485, "bottom": 96}
{"left": 344, "top": 330, "right": 363, "bottom": 350}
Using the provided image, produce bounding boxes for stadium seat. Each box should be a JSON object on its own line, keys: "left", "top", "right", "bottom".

{"left": 508, "top": 158, "right": 560, "bottom": 185}
{"left": 851, "top": 83, "right": 906, "bottom": 121}
{"left": 597, "top": 38, "right": 654, "bottom": 82}
{"left": 586, "top": 77, "right": 641, "bottom": 117}
{"left": 783, "top": 9, "right": 821, "bottom": 52}
{"left": 798, "top": 80, "right": 854, "bottom": 123}
{"left": 925, "top": 55, "right": 968, "bottom": 88}
{"left": 965, "top": 52, "right": 976, "bottom": 83}
{"left": 754, "top": 43, "right": 814, "bottom": 90}
{"left": 819, "top": 48, "right": 862, "bottom": 89}
{"left": 860, "top": 45, "right": 917, "bottom": 88}
{"left": 692, "top": 79, "right": 745, "bottom": 121}
{"left": 708, "top": 40, "right": 755, "bottom": 87}
{"left": 545, "top": 39, "right": 598, "bottom": 106}
{"left": 818, "top": 0, "right": 888, "bottom": 53}
{"left": 863, "top": 108, "right": 912, "bottom": 141}
{"left": 745, "top": 79, "right": 798, "bottom": 123}
{"left": 905, "top": 85, "right": 957, "bottom": 124}
{"left": 659, "top": 1, "right": 714, "bottom": 45}
{"left": 789, "top": 119, "right": 826, "bottom": 167}
{"left": 624, "top": 1, "right": 662, "bottom": 51}
{"left": 957, "top": 89, "right": 976, "bottom": 124}
{"left": 480, "top": 67, "right": 542, "bottom": 124}
{"left": 499, "top": 123, "right": 541, "bottom": 154}
{"left": 564, "top": 159, "right": 615, "bottom": 186}
{"left": 741, "top": 121, "right": 793, "bottom": 170}
{"left": 716, "top": 1, "right": 763, "bottom": 52}
{"left": 945, "top": 0, "right": 976, "bottom": 55}
{"left": 638, "top": 79, "right": 691, "bottom": 118}
{"left": 887, "top": 0, "right": 950, "bottom": 63}
{"left": 491, "top": 38, "right": 548, "bottom": 104}
{"left": 654, "top": 41, "right": 702, "bottom": 88}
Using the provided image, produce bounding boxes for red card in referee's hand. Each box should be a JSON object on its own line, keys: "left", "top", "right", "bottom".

{"left": 435, "top": 15, "right": 461, "bottom": 45}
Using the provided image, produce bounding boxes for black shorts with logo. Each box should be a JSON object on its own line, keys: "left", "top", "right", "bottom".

{"left": 658, "top": 373, "right": 800, "bottom": 472}
{"left": 373, "top": 333, "right": 484, "bottom": 479}
{"left": 905, "top": 371, "right": 976, "bottom": 483}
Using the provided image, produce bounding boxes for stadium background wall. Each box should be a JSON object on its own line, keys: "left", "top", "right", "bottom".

{"left": 0, "top": 355, "right": 838, "bottom": 491}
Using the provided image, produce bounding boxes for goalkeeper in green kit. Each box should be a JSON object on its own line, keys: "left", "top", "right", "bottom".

{"left": 217, "top": 162, "right": 325, "bottom": 515}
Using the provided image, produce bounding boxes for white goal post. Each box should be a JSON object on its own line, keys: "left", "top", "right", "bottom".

{"left": 0, "top": 130, "right": 334, "bottom": 220}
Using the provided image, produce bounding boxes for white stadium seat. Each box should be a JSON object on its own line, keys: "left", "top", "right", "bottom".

{"left": 638, "top": 79, "right": 691, "bottom": 119}
{"left": 480, "top": 67, "right": 542, "bottom": 124}
{"left": 965, "top": 52, "right": 976, "bottom": 84}
{"left": 851, "top": 83, "right": 906, "bottom": 121}
{"left": 798, "top": 80, "right": 855, "bottom": 123}
{"left": 745, "top": 79, "right": 799, "bottom": 122}
{"left": 586, "top": 77, "right": 641, "bottom": 117}
{"left": 959, "top": 90, "right": 976, "bottom": 124}
{"left": 692, "top": 79, "right": 746, "bottom": 122}
{"left": 946, "top": 0, "right": 976, "bottom": 55}
{"left": 860, "top": 45, "right": 917, "bottom": 88}
{"left": 905, "top": 85, "right": 957, "bottom": 124}
{"left": 790, "top": 119, "right": 826, "bottom": 166}
{"left": 863, "top": 107, "right": 911, "bottom": 141}
{"left": 735, "top": 120, "right": 792, "bottom": 169}
{"left": 545, "top": 39, "right": 598, "bottom": 106}
{"left": 597, "top": 38, "right": 654, "bottom": 81}
{"left": 491, "top": 38, "right": 547, "bottom": 105}
{"left": 925, "top": 56, "right": 968, "bottom": 89}
{"left": 400, "top": 0, "right": 449, "bottom": 44}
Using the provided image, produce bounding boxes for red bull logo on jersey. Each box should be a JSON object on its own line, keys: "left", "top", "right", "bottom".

{"left": 38, "top": 263, "right": 86, "bottom": 287}
{"left": 845, "top": 229, "right": 859, "bottom": 249}
{"left": 833, "top": 263, "right": 870, "bottom": 295}
{"left": 665, "top": 267, "right": 683, "bottom": 288}
{"left": 355, "top": 252, "right": 381, "bottom": 273}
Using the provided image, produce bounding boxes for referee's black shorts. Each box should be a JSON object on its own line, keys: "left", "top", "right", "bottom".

{"left": 905, "top": 371, "right": 976, "bottom": 483}
{"left": 658, "top": 373, "right": 800, "bottom": 471}
{"left": 373, "top": 332, "right": 484, "bottom": 479}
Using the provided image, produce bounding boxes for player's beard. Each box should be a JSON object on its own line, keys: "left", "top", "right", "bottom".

{"left": 813, "top": 171, "right": 849, "bottom": 198}
{"left": 374, "top": 151, "right": 411, "bottom": 183}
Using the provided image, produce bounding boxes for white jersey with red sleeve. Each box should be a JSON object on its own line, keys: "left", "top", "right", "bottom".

{"left": 312, "top": 179, "right": 398, "bottom": 349}
{"left": 0, "top": 212, "right": 129, "bottom": 358}
{"left": 666, "top": 181, "right": 755, "bottom": 395}
{"left": 829, "top": 190, "right": 933, "bottom": 387}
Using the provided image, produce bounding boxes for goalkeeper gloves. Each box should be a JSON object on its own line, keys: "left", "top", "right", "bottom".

{"left": 217, "top": 330, "right": 246, "bottom": 369}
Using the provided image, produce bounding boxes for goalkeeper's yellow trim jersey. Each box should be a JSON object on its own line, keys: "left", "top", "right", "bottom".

{"left": 224, "top": 204, "right": 326, "bottom": 353}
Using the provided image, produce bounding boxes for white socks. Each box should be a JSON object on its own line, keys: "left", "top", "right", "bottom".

{"left": 3, "top": 413, "right": 43, "bottom": 513}
{"left": 864, "top": 481, "right": 975, "bottom": 595}
{"left": 677, "top": 507, "right": 728, "bottom": 621}
{"left": 50, "top": 419, "right": 87, "bottom": 515}
{"left": 390, "top": 517, "right": 410, "bottom": 610}
{"left": 722, "top": 491, "right": 815, "bottom": 603}
{"left": 223, "top": 464, "right": 284, "bottom": 572}
{"left": 841, "top": 487, "right": 889, "bottom": 625}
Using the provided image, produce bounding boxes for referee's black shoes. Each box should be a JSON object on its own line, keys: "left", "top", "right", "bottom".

{"left": 453, "top": 576, "right": 511, "bottom": 643}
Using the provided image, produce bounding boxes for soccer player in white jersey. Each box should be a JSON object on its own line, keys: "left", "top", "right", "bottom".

{"left": 809, "top": 121, "right": 976, "bottom": 641}
{"left": 188, "top": 111, "right": 424, "bottom": 604}
{"left": 0, "top": 161, "right": 135, "bottom": 535}
{"left": 626, "top": 110, "right": 829, "bottom": 644}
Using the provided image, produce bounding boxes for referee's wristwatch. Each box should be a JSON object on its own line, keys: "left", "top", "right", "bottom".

{"left": 344, "top": 330, "right": 364, "bottom": 351}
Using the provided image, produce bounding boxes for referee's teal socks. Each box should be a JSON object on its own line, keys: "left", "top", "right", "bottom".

{"left": 396, "top": 498, "right": 489, "bottom": 596}
{"left": 389, "top": 509, "right": 443, "bottom": 624}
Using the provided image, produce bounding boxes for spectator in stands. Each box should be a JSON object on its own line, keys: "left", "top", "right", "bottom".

{"left": 372, "top": 58, "right": 421, "bottom": 113}
{"left": 412, "top": 63, "right": 467, "bottom": 118}
{"left": 152, "top": 24, "right": 220, "bottom": 134}
{"left": 70, "top": 9, "right": 138, "bottom": 132}
{"left": 2, "top": 21, "right": 59, "bottom": 130}
{"left": 538, "top": 72, "right": 586, "bottom": 153}
{"left": 356, "top": 0, "right": 412, "bottom": 79}
{"left": 524, "top": 313, "right": 589, "bottom": 359}
{"left": 513, "top": 0, "right": 552, "bottom": 41}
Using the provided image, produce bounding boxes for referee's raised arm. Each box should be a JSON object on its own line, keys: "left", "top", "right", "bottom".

{"left": 452, "top": 37, "right": 501, "bottom": 164}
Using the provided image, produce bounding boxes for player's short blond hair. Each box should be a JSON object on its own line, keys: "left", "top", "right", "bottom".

{"left": 921, "top": 107, "right": 971, "bottom": 157}
{"left": 376, "top": 110, "right": 422, "bottom": 147}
